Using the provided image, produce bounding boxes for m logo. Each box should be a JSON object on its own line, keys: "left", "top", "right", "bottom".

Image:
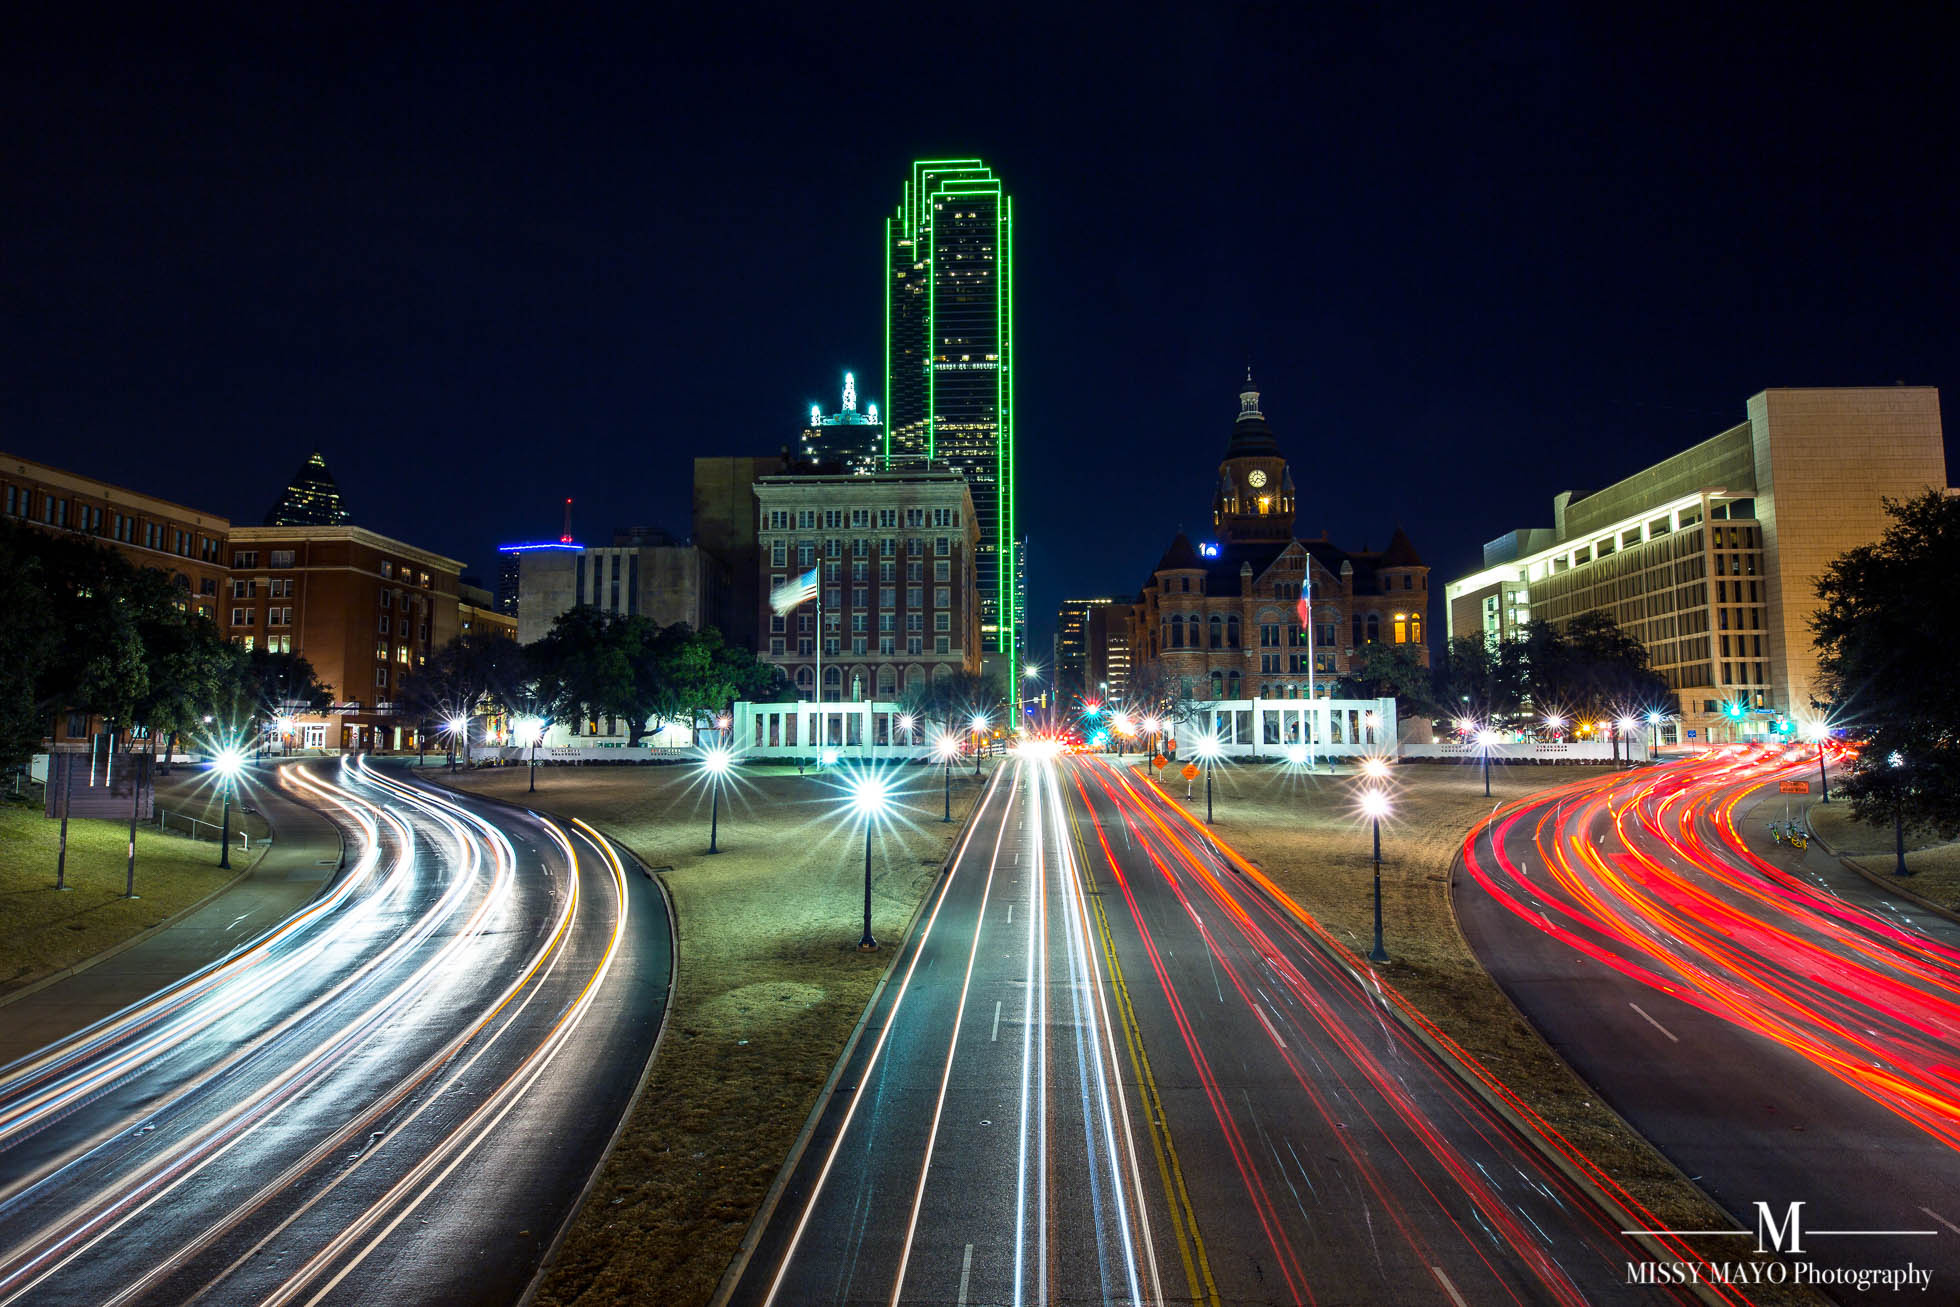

{"left": 1754, "top": 1201, "right": 1805, "bottom": 1255}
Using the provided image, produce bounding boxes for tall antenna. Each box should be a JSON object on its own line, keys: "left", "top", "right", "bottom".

{"left": 560, "top": 497, "right": 573, "bottom": 544}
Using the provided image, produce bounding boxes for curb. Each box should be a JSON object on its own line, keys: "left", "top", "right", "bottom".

{"left": 1140, "top": 768, "right": 1749, "bottom": 1307}
{"left": 707, "top": 769, "right": 999, "bottom": 1307}
{"left": 1802, "top": 809, "right": 1960, "bottom": 927}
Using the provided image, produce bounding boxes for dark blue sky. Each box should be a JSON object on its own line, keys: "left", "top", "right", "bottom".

{"left": 6, "top": 6, "right": 1954, "bottom": 660}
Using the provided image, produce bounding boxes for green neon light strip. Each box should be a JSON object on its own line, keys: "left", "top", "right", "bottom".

{"left": 883, "top": 214, "right": 893, "bottom": 467}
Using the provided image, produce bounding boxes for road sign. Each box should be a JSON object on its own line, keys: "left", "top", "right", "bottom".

{"left": 1779, "top": 780, "right": 1810, "bottom": 793}
{"left": 1152, "top": 754, "right": 1168, "bottom": 769}
{"left": 1686, "top": 729, "right": 1698, "bottom": 740}
{"left": 1180, "top": 763, "right": 1199, "bottom": 781}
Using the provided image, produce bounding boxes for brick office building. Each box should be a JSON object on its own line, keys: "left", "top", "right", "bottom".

{"left": 755, "top": 465, "right": 980, "bottom": 701}
{"left": 226, "top": 525, "right": 463, "bottom": 751}
{"left": 1128, "top": 378, "right": 1431, "bottom": 704}
{"left": 1, "top": 451, "right": 231, "bottom": 620}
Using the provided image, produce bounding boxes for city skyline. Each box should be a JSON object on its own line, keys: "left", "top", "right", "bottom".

{"left": 5, "top": 8, "right": 1954, "bottom": 665}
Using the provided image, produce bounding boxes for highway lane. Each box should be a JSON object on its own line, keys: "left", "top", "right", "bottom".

{"left": 1457, "top": 745, "right": 1960, "bottom": 1298}
{"left": 0, "top": 756, "right": 670, "bottom": 1307}
{"left": 734, "top": 749, "right": 1691, "bottom": 1306}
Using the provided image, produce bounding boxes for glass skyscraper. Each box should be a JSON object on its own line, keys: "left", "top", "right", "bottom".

{"left": 885, "top": 159, "right": 1018, "bottom": 688}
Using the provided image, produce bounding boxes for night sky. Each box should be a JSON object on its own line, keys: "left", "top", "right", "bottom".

{"left": 7, "top": 7, "right": 1955, "bottom": 660}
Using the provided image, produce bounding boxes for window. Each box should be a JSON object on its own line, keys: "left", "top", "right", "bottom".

{"left": 770, "top": 637, "right": 785, "bottom": 655}
{"left": 375, "top": 667, "right": 389, "bottom": 687}
{"left": 379, "top": 615, "right": 390, "bottom": 634}
{"left": 380, "top": 561, "right": 393, "bottom": 579}
{"left": 907, "top": 586, "right": 923, "bottom": 607}
{"left": 1168, "top": 614, "right": 1184, "bottom": 648}
{"left": 1365, "top": 613, "right": 1380, "bottom": 643}
{"left": 852, "top": 613, "right": 868, "bottom": 633}
{"left": 1226, "top": 615, "right": 1240, "bottom": 648}
{"left": 934, "top": 587, "right": 950, "bottom": 607}
{"left": 906, "top": 613, "right": 924, "bottom": 631}
{"left": 1208, "top": 614, "right": 1222, "bottom": 648}
{"left": 880, "top": 587, "right": 895, "bottom": 608}
{"left": 934, "top": 636, "right": 950, "bottom": 654}
{"left": 1393, "top": 614, "right": 1408, "bottom": 643}
{"left": 1260, "top": 623, "right": 1279, "bottom": 647}
{"left": 880, "top": 561, "right": 896, "bottom": 582}
{"left": 908, "top": 636, "right": 924, "bottom": 655}
{"left": 233, "top": 551, "right": 258, "bottom": 569}
{"left": 934, "top": 612, "right": 951, "bottom": 631}
{"left": 771, "top": 542, "right": 786, "bottom": 567}
{"left": 397, "top": 645, "right": 411, "bottom": 664}
{"left": 376, "top": 639, "right": 389, "bottom": 660}
{"left": 853, "top": 587, "right": 868, "bottom": 607}
{"left": 241, "top": 635, "right": 255, "bottom": 652}
{"left": 879, "top": 613, "right": 895, "bottom": 632}
{"left": 798, "top": 543, "right": 815, "bottom": 567}
{"left": 230, "top": 607, "right": 247, "bottom": 626}
{"left": 934, "top": 560, "right": 950, "bottom": 581}
{"left": 935, "top": 537, "right": 950, "bottom": 556}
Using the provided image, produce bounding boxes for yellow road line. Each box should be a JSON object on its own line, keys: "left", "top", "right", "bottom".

{"left": 1064, "top": 785, "right": 1222, "bottom": 1307}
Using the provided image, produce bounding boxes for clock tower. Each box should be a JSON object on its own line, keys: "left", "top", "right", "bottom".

{"left": 1211, "top": 371, "right": 1295, "bottom": 545}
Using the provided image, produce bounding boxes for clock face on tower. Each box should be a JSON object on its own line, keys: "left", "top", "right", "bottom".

{"left": 1247, "top": 469, "right": 1268, "bottom": 488}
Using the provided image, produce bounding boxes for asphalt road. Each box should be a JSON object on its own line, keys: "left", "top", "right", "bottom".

{"left": 0, "top": 756, "right": 671, "bottom": 1307}
{"left": 732, "top": 751, "right": 1689, "bottom": 1306}
{"left": 1456, "top": 744, "right": 1960, "bottom": 1303}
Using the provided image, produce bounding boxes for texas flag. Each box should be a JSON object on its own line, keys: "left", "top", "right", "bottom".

{"left": 770, "top": 567, "right": 820, "bottom": 615}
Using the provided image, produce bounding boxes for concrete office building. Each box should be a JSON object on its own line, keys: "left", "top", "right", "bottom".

{"left": 755, "top": 465, "right": 980, "bottom": 701}
{"left": 1085, "top": 602, "right": 1131, "bottom": 703}
{"left": 1446, "top": 387, "right": 1948, "bottom": 743}
{"left": 1054, "top": 597, "right": 1125, "bottom": 705}
{"left": 510, "top": 527, "right": 721, "bottom": 644}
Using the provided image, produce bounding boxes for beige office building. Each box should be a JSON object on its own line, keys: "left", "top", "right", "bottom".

{"left": 1447, "top": 387, "right": 1946, "bottom": 744}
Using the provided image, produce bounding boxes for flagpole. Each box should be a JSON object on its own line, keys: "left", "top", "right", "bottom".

{"left": 1301, "top": 587, "right": 1318, "bottom": 767}
{"left": 814, "top": 592, "right": 823, "bottom": 745}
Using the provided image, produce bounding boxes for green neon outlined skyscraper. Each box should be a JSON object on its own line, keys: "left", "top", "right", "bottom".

{"left": 885, "top": 159, "right": 1018, "bottom": 703}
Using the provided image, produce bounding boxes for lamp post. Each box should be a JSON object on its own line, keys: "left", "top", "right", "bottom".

{"left": 448, "top": 715, "right": 466, "bottom": 773}
{"left": 1808, "top": 722, "right": 1830, "bottom": 802}
{"left": 1195, "top": 733, "right": 1221, "bottom": 823}
{"left": 1889, "top": 750, "right": 1908, "bottom": 876}
{"left": 701, "top": 746, "right": 731, "bottom": 854}
{"left": 1647, "top": 709, "right": 1664, "bottom": 758}
{"left": 1543, "top": 713, "right": 1565, "bottom": 741}
{"left": 1617, "top": 715, "right": 1639, "bottom": 767}
{"left": 1361, "top": 788, "right": 1390, "bottom": 963}
{"left": 897, "top": 712, "right": 915, "bottom": 748}
{"left": 517, "top": 717, "right": 543, "bottom": 793}
{"left": 1477, "top": 728, "right": 1499, "bottom": 797}
{"left": 1111, "top": 712, "right": 1133, "bottom": 757}
{"left": 851, "top": 773, "right": 890, "bottom": 950}
{"left": 214, "top": 747, "right": 244, "bottom": 870}
{"left": 936, "top": 733, "right": 959, "bottom": 821}
{"left": 970, "top": 712, "right": 988, "bottom": 776}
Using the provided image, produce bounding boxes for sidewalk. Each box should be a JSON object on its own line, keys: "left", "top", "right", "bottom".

{"left": 0, "top": 761, "right": 346, "bottom": 1069}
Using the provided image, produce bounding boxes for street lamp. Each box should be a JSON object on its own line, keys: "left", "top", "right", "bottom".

{"left": 849, "top": 772, "right": 891, "bottom": 950}
{"left": 970, "top": 712, "right": 989, "bottom": 775}
{"left": 214, "top": 747, "right": 244, "bottom": 870}
{"left": 897, "top": 712, "right": 915, "bottom": 747}
{"left": 1476, "top": 728, "right": 1500, "bottom": 797}
{"left": 1361, "top": 788, "right": 1390, "bottom": 963}
{"left": 935, "top": 732, "right": 960, "bottom": 822}
{"left": 1807, "top": 721, "right": 1830, "bottom": 802}
{"left": 1111, "top": 711, "right": 1133, "bottom": 757}
{"left": 1889, "top": 750, "right": 1908, "bottom": 876}
{"left": 1617, "top": 715, "right": 1639, "bottom": 767}
{"left": 1142, "top": 715, "right": 1162, "bottom": 759}
{"left": 1543, "top": 713, "right": 1565, "bottom": 740}
{"left": 1194, "top": 733, "right": 1222, "bottom": 822}
{"left": 448, "top": 715, "right": 467, "bottom": 773}
{"left": 700, "top": 746, "right": 732, "bottom": 854}
{"left": 1646, "top": 709, "right": 1664, "bottom": 758}
{"left": 517, "top": 716, "right": 544, "bottom": 792}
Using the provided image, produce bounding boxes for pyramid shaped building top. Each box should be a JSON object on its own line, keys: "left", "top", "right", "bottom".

{"left": 265, "top": 451, "right": 351, "bottom": 526}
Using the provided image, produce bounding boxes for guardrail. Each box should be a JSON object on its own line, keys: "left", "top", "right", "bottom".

{"left": 154, "top": 807, "right": 256, "bottom": 852}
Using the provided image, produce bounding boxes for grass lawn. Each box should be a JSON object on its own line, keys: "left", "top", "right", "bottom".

{"left": 0, "top": 778, "right": 260, "bottom": 994}
{"left": 1809, "top": 801, "right": 1960, "bottom": 911}
{"left": 437, "top": 758, "right": 980, "bottom": 1307}
{"left": 1168, "top": 755, "right": 1805, "bottom": 1294}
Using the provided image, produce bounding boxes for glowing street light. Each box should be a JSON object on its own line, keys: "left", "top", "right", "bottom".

{"left": 970, "top": 712, "right": 989, "bottom": 775}
{"left": 1806, "top": 720, "right": 1831, "bottom": 802}
{"left": 699, "top": 746, "right": 733, "bottom": 854}
{"left": 1476, "top": 728, "right": 1500, "bottom": 798}
{"left": 1543, "top": 713, "right": 1565, "bottom": 738}
{"left": 448, "top": 715, "right": 467, "bottom": 773}
{"left": 1360, "top": 756, "right": 1390, "bottom": 782}
{"left": 935, "top": 732, "right": 961, "bottom": 822}
{"left": 213, "top": 747, "right": 245, "bottom": 871}
{"left": 1360, "top": 788, "right": 1391, "bottom": 963}
{"left": 1616, "top": 715, "right": 1639, "bottom": 767}
{"left": 517, "top": 716, "right": 544, "bottom": 792}
{"left": 897, "top": 712, "right": 915, "bottom": 745}
{"left": 849, "top": 772, "right": 892, "bottom": 950}
{"left": 1646, "top": 709, "right": 1666, "bottom": 758}
{"left": 1193, "top": 732, "right": 1223, "bottom": 823}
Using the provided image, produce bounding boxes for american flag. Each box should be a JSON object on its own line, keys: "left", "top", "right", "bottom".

{"left": 770, "top": 567, "right": 820, "bottom": 615}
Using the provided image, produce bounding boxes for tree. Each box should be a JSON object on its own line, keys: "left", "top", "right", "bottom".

{"left": 401, "top": 630, "right": 539, "bottom": 755}
{"left": 526, "top": 607, "right": 673, "bottom": 746}
{"left": 1334, "top": 643, "right": 1434, "bottom": 715}
{"left": 664, "top": 625, "right": 786, "bottom": 744}
{"left": 1432, "top": 635, "right": 1522, "bottom": 725}
{"left": 0, "top": 528, "right": 59, "bottom": 771}
{"left": 898, "top": 668, "right": 1005, "bottom": 730}
{"left": 1812, "top": 490, "right": 1960, "bottom": 841}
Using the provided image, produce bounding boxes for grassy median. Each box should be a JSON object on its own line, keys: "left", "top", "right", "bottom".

{"left": 438, "top": 760, "right": 980, "bottom": 1307}
{"left": 1809, "top": 802, "right": 1960, "bottom": 911}
{"left": 0, "top": 772, "right": 267, "bottom": 993}
{"left": 1157, "top": 756, "right": 1817, "bottom": 1302}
